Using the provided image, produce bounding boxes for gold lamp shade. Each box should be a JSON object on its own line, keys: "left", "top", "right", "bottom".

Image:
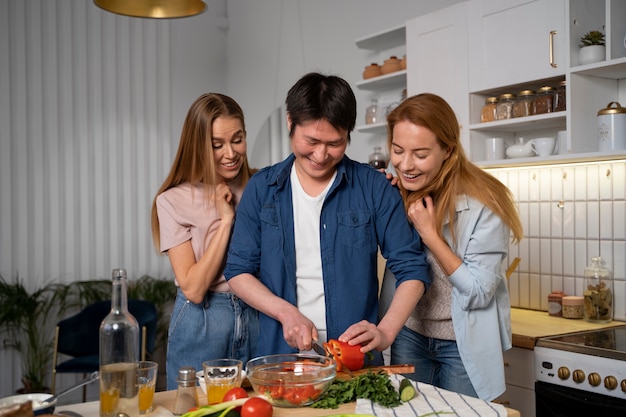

{"left": 94, "top": 0, "right": 206, "bottom": 19}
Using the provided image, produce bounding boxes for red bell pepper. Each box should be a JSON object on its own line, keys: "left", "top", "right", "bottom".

{"left": 323, "top": 339, "right": 364, "bottom": 371}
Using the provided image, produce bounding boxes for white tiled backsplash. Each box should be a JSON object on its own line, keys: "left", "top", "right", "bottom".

{"left": 486, "top": 159, "right": 626, "bottom": 322}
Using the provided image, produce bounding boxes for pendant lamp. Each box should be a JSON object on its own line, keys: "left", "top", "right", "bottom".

{"left": 94, "top": 0, "right": 206, "bottom": 19}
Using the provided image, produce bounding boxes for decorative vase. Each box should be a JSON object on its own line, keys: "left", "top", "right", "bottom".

{"left": 578, "top": 45, "right": 605, "bottom": 66}
{"left": 381, "top": 56, "right": 402, "bottom": 74}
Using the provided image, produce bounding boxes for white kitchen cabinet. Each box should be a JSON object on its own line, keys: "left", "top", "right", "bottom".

{"left": 354, "top": 25, "right": 407, "bottom": 135}
{"left": 468, "top": 0, "right": 626, "bottom": 167}
{"left": 495, "top": 347, "right": 536, "bottom": 417}
{"left": 468, "top": 0, "right": 566, "bottom": 92}
{"left": 406, "top": 2, "right": 470, "bottom": 154}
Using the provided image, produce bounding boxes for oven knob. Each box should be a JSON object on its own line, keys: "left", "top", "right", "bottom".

{"left": 572, "top": 369, "right": 585, "bottom": 383}
{"left": 621, "top": 379, "right": 626, "bottom": 393}
{"left": 604, "top": 376, "right": 618, "bottom": 390}
{"left": 557, "top": 367, "right": 570, "bottom": 380}
{"left": 588, "top": 372, "right": 601, "bottom": 387}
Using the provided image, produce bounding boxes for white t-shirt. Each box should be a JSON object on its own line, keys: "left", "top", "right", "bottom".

{"left": 290, "top": 166, "right": 336, "bottom": 343}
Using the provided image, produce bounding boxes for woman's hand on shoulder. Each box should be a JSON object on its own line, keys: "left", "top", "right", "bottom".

{"left": 378, "top": 168, "right": 399, "bottom": 187}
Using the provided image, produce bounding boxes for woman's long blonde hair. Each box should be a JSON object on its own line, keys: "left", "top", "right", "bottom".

{"left": 150, "top": 93, "right": 254, "bottom": 252}
{"left": 387, "top": 93, "right": 523, "bottom": 244}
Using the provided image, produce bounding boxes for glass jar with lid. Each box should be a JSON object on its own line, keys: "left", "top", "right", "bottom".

{"left": 496, "top": 93, "right": 516, "bottom": 120}
{"left": 583, "top": 256, "right": 613, "bottom": 323}
{"left": 480, "top": 97, "right": 498, "bottom": 123}
{"left": 553, "top": 80, "right": 566, "bottom": 112}
{"left": 534, "top": 86, "right": 555, "bottom": 114}
{"left": 513, "top": 90, "right": 535, "bottom": 118}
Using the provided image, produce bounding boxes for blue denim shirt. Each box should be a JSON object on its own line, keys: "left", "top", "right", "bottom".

{"left": 224, "top": 154, "right": 430, "bottom": 356}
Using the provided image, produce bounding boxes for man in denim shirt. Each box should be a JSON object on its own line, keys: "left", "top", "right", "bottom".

{"left": 224, "top": 73, "right": 430, "bottom": 360}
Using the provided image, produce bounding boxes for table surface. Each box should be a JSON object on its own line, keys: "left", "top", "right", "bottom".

{"left": 57, "top": 388, "right": 521, "bottom": 417}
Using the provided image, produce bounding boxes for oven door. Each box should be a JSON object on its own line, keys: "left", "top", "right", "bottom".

{"left": 536, "top": 381, "right": 626, "bottom": 416}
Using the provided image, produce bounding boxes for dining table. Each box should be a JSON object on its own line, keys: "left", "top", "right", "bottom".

{"left": 56, "top": 385, "right": 521, "bottom": 417}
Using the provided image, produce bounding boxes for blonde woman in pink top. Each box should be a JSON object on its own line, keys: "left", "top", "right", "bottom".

{"left": 151, "top": 93, "right": 257, "bottom": 389}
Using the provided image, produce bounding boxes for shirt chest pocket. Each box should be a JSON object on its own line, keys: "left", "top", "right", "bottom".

{"left": 336, "top": 210, "right": 372, "bottom": 249}
{"left": 260, "top": 206, "right": 281, "bottom": 247}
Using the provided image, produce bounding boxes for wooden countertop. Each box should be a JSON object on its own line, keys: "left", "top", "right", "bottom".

{"left": 510, "top": 308, "right": 626, "bottom": 349}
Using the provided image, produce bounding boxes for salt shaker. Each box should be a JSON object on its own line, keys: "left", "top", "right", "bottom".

{"left": 172, "top": 366, "right": 199, "bottom": 415}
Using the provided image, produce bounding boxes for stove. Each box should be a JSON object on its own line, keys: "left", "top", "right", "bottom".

{"left": 534, "top": 326, "right": 626, "bottom": 416}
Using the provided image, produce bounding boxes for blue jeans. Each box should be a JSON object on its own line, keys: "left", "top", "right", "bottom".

{"left": 166, "top": 289, "right": 259, "bottom": 390}
{"left": 391, "top": 326, "right": 478, "bottom": 398}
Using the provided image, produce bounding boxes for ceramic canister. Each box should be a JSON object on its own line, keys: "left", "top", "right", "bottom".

{"left": 597, "top": 101, "right": 626, "bottom": 151}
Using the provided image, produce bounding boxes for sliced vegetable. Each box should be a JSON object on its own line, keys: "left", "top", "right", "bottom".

{"left": 399, "top": 377, "right": 416, "bottom": 402}
{"left": 323, "top": 339, "right": 364, "bottom": 371}
{"left": 181, "top": 398, "right": 247, "bottom": 417}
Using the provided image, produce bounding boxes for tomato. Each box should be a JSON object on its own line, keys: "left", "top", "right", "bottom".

{"left": 241, "top": 397, "right": 273, "bottom": 417}
{"left": 222, "top": 387, "right": 249, "bottom": 402}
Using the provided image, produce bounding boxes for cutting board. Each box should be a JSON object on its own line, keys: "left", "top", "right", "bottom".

{"left": 336, "top": 364, "right": 414, "bottom": 380}
{"left": 510, "top": 308, "right": 626, "bottom": 349}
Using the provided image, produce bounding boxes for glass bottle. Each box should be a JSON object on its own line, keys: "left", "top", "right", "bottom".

{"left": 583, "top": 257, "right": 613, "bottom": 323}
{"left": 100, "top": 268, "right": 140, "bottom": 417}
{"left": 368, "top": 146, "right": 387, "bottom": 169}
{"left": 513, "top": 90, "right": 535, "bottom": 118}
{"left": 365, "top": 99, "right": 380, "bottom": 125}
{"left": 172, "top": 367, "right": 199, "bottom": 415}
{"left": 496, "top": 93, "right": 516, "bottom": 120}
{"left": 480, "top": 96, "right": 498, "bottom": 122}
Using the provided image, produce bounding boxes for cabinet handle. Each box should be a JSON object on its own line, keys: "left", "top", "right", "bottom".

{"left": 549, "top": 30, "right": 558, "bottom": 68}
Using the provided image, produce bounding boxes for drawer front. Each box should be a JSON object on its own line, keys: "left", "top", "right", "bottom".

{"left": 503, "top": 347, "right": 535, "bottom": 389}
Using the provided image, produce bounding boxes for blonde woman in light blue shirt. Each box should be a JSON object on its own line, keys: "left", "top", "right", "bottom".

{"left": 381, "top": 93, "right": 523, "bottom": 401}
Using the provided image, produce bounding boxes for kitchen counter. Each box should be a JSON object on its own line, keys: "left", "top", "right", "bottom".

{"left": 510, "top": 308, "right": 626, "bottom": 349}
{"left": 57, "top": 386, "right": 521, "bottom": 417}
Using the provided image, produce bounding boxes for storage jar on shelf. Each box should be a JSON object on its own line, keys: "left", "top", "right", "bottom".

{"left": 513, "top": 90, "right": 535, "bottom": 118}
{"left": 597, "top": 101, "right": 626, "bottom": 152}
{"left": 496, "top": 93, "right": 516, "bottom": 120}
{"left": 534, "top": 86, "right": 555, "bottom": 114}
{"left": 365, "top": 99, "right": 380, "bottom": 125}
{"left": 553, "top": 80, "right": 566, "bottom": 112}
{"left": 363, "top": 63, "right": 382, "bottom": 79}
{"left": 480, "top": 97, "right": 498, "bottom": 123}
{"left": 381, "top": 56, "right": 402, "bottom": 74}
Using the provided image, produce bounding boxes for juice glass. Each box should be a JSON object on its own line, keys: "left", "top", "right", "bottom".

{"left": 202, "top": 359, "right": 242, "bottom": 405}
{"left": 137, "top": 361, "right": 159, "bottom": 414}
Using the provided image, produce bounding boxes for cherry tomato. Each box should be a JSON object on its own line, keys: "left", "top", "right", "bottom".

{"left": 241, "top": 397, "right": 273, "bottom": 417}
{"left": 222, "top": 387, "right": 249, "bottom": 402}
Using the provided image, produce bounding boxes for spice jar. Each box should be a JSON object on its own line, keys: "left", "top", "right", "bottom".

{"left": 173, "top": 366, "right": 199, "bottom": 415}
{"left": 381, "top": 56, "right": 402, "bottom": 74}
{"left": 562, "top": 296, "right": 584, "bottom": 319}
{"left": 583, "top": 256, "right": 613, "bottom": 323}
{"left": 513, "top": 90, "right": 535, "bottom": 118}
{"left": 480, "top": 97, "right": 498, "bottom": 123}
{"left": 362, "top": 63, "right": 382, "bottom": 80}
{"left": 547, "top": 290, "right": 565, "bottom": 317}
{"left": 534, "top": 86, "right": 555, "bottom": 114}
{"left": 553, "top": 80, "right": 566, "bottom": 112}
{"left": 496, "top": 94, "right": 516, "bottom": 120}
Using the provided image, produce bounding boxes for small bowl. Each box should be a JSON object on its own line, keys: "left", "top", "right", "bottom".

{"left": 246, "top": 353, "right": 336, "bottom": 407}
{"left": 197, "top": 368, "right": 247, "bottom": 395}
{"left": 0, "top": 393, "right": 56, "bottom": 416}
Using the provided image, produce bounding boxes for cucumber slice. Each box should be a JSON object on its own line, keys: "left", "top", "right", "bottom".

{"left": 399, "top": 377, "right": 416, "bottom": 402}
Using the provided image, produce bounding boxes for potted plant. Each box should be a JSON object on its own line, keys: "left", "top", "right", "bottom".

{"left": 0, "top": 276, "right": 72, "bottom": 393}
{"left": 579, "top": 30, "right": 606, "bottom": 65}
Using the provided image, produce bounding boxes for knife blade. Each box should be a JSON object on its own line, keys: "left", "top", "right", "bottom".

{"left": 312, "top": 341, "right": 326, "bottom": 356}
